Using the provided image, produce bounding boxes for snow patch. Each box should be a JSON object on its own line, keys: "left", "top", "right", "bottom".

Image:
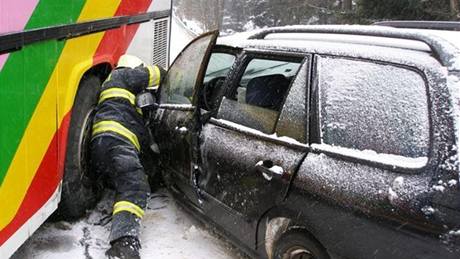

{"left": 432, "top": 185, "right": 446, "bottom": 192}
{"left": 13, "top": 190, "right": 241, "bottom": 259}
{"left": 421, "top": 206, "right": 436, "bottom": 216}
{"left": 213, "top": 118, "right": 306, "bottom": 147}
{"left": 181, "top": 19, "right": 204, "bottom": 35}
{"left": 393, "top": 176, "right": 405, "bottom": 187}
{"left": 447, "top": 73, "right": 460, "bottom": 184}
{"left": 265, "top": 217, "right": 290, "bottom": 259}
{"left": 388, "top": 187, "right": 399, "bottom": 203}
{"left": 175, "top": 126, "right": 188, "bottom": 134}
{"left": 270, "top": 165, "right": 284, "bottom": 175}
{"left": 269, "top": 132, "right": 302, "bottom": 145}
{"left": 449, "top": 229, "right": 460, "bottom": 236}
{"left": 389, "top": 177, "right": 405, "bottom": 204}
{"left": 296, "top": 151, "right": 430, "bottom": 218}
{"left": 312, "top": 144, "right": 428, "bottom": 169}
{"left": 448, "top": 179, "right": 458, "bottom": 187}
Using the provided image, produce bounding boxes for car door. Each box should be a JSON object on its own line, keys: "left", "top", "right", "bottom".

{"left": 294, "top": 55, "right": 436, "bottom": 259}
{"left": 198, "top": 52, "right": 312, "bottom": 247}
{"left": 155, "top": 31, "right": 218, "bottom": 207}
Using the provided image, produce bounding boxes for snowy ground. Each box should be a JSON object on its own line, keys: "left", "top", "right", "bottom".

{"left": 12, "top": 189, "right": 244, "bottom": 259}
{"left": 12, "top": 18, "right": 244, "bottom": 259}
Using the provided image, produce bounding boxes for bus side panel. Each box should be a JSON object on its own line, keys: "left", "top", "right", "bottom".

{"left": 59, "top": 0, "right": 155, "bottom": 177}
{"left": 0, "top": 0, "right": 86, "bottom": 245}
{"left": 0, "top": 0, "right": 171, "bottom": 257}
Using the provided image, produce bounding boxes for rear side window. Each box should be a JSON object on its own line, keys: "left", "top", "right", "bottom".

{"left": 317, "top": 56, "right": 429, "bottom": 160}
{"left": 217, "top": 57, "right": 301, "bottom": 134}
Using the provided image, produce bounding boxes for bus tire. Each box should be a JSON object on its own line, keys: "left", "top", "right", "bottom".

{"left": 57, "top": 75, "right": 101, "bottom": 219}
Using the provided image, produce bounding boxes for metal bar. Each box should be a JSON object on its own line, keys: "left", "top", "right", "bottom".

{"left": 0, "top": 10, "right": 170, "bottom": 55}
{"left": 373, "top": 21, "right": 460, "bottom": 31}
{"left": 247, "top": 25, "right": 460, "bottom": 68}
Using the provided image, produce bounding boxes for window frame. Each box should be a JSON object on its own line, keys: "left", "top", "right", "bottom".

{"left": 199, "top": 45, "right": 240, "bottom": 112}
{"left": 216, "top": 50, "right": 305, "bottom": 135}
{"left": 310, "top": 54, "right": 434, "bottom": 173}
{"left": 275, "top": 58, "right": 312, "bottom": 144}
{"left": 225, "top": 50, "right": 305, "bottom": 101}
{"left": 159, "top": 31, "right": 218, "bottom": 107}
{"left": 205, "top": 45, "right": 241, "bottom": 86}
{"left": 206, "top": 49, "right": 309, "bottom": 149}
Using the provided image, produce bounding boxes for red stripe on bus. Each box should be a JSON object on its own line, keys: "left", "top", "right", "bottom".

{"left": 92, "top": 0, "right": 152, "bottom": 66}
{"left": 0, "top": 0, "right": 154, "bottom": 245}
{"left": 0, "top": 113, "right": 70, "bottom": 245}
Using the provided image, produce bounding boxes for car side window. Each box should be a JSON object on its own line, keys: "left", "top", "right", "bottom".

{"left": 201, "top": 52, "right": 236, "bottom": 110}
{"left": 317, "top": 56, "right": 430, "bottom": 164}
{"left": 217, "top": 57, "right": 301, "bottom": 134}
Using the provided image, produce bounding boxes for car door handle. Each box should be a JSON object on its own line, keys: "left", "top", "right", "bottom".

{"left": 255, "top": 160, "right": 285, "bottom": 181}
{"left": 174, "top": 126, "right": 188, "bottom": 136}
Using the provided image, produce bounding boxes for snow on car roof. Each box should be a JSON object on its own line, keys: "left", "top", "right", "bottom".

{"left": 220, "top": 36, "right": 440, "bottom": 72}
{"left": 217, "top": 24, "right": 460, "bottom": 70}
{"left": 416, "top": 29, "right": 460, "bottom": 49}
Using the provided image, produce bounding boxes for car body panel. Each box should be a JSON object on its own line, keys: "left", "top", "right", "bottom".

{"left": 158, "top": 25, "right": 460, "bottom": 259}
{"left": 156, "top": 31, "right": 219, "bottom": 207}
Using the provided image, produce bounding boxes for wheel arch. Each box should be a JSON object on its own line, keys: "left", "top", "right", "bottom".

{"left": 60, "top": 62, "right": 112, "bottom": 124}
{"left": 57, "top": 61, "right": 112, "bottom": 174}
{"left": 256, "top": 205, "right": 329, "bottom": 259}
{"left": 56, "top": 62, "right": 112, "bottom": 219}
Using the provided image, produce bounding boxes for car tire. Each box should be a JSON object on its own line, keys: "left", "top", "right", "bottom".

{"left": 56, "top": 75, "right": 102, "bottom": 219}
{"left": 274, "top": 229, "right": 330, "bottom": 259}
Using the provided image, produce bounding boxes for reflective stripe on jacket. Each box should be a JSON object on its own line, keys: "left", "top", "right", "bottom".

{"left": 92, "top": 120, "right": 141, "bottom": 151}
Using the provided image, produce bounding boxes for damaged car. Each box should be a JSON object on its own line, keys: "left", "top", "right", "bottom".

{"left": 153, "top": 22, "right": 460, "bottom": 259}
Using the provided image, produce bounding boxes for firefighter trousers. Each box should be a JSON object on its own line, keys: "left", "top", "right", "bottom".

{"left": 90, "top": 136, "right": 151, "bottom": 242}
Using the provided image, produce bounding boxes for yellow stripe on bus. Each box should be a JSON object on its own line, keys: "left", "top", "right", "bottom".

{"left": 0, "top": 0, "right": 121, "bottom": 230}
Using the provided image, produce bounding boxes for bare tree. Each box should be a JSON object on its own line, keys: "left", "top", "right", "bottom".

{"left": 451, "top": 0, "right": 460, "bottom": 18}
{"left": 343, "top": 0, "right": 352, "bottom": 10}
{"left": 215, "top": 0, "right": 225, "bottom": 30}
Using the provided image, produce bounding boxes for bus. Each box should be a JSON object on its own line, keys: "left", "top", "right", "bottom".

{"left": 0, "top": 1, "right": 171, "bottom": 257}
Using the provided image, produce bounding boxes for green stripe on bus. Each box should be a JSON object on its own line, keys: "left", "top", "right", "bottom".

{"left": 0, "top": 0, "right": 85, "bottom": 185}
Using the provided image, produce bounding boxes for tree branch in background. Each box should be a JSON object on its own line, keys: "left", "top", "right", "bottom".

{"left": 343, "top": 0, "right": 353, "bottom": 10}
{"left": 174, "top": 0, "right": 459, "bottom": 34}
{"left": 451, "top": 0, "right": 460, "bottom": 18}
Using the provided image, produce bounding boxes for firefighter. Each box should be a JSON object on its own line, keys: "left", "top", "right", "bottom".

{"left": 90, "top": 55, "right": 165, "bottom": 259}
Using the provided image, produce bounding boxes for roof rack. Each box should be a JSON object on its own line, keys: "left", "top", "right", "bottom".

{"left": 373, "top": 21, "right": 460, "bottom": 31}
{"left": 246, "top": 25, "right": 460, "bottom": 69}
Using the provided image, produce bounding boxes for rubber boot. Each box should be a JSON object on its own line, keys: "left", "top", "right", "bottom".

{"left": 106, "top": 236, "right": 141, "bottom": 259}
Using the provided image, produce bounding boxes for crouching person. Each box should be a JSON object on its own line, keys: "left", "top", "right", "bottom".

{"left": 90, "top": 55, "right": 166, "bottom": 259}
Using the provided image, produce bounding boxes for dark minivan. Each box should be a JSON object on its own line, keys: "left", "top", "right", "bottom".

{"left": 153, "top": 23, "right": 460, "bottom": 259}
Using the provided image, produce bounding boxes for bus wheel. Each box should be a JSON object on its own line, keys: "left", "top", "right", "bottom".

{"left": 273, "top": 229, "right": 330, "bottom": 259}
{"left": 57, "top": 75, "right": 101, "bottom": 219}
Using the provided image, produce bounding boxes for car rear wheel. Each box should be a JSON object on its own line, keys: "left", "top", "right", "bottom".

{"left": 56, "top": 74, "right": 101, "bottom": 219}
{"left": 274, "top": 230, "right": 330, "bottom": 259}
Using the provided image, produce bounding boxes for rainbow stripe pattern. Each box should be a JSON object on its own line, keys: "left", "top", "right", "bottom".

{"left": 0, "top": 0, "right": 155, "bottom": 247}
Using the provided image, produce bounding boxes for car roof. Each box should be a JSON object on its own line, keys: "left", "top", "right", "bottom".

{"left": 217, "top": 25, "right": 460, "bottom": 71}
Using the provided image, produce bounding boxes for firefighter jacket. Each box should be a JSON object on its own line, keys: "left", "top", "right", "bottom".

{"left": 91, "top": 65, "right": 162, "bottom": 152}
